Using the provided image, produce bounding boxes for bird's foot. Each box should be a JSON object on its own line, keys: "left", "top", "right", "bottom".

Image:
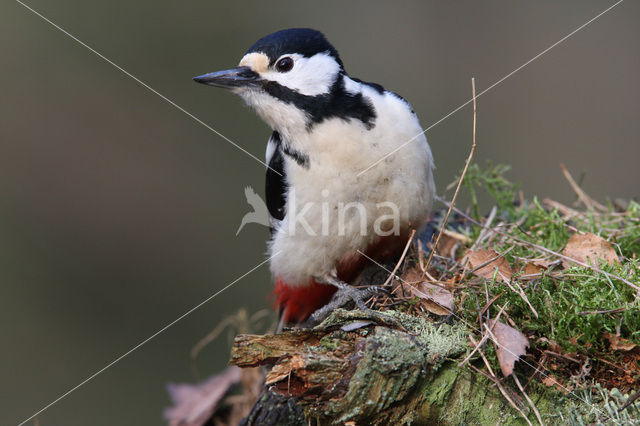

{"left": 309, "top": 275, "right": 384, "bottom": 324}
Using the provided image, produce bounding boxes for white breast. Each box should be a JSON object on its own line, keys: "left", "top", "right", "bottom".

{"left": 269, "top": 78, "right": 436, "bottom": 285}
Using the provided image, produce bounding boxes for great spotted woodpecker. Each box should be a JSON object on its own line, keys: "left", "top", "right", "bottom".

{"left": 194, "top": 28, "right": 435, "bottom": 324}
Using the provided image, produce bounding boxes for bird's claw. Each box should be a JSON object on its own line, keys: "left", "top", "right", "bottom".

{"left": 309, "top": 276, "right": 384, "bottom": 324}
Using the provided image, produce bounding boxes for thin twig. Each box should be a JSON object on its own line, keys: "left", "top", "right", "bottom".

{"left": 468, "top": 365, "right": 533, "bottom": 426}
{"left": 484, "top": 276, "right": 490, "bottom": 324}
{"left": 382, "top": 228, "right": 416, "bottom": 287}
{"left": 541, "top": 350, "right": 581, "bottom": 364}
{"left": 458, "top": 303, "right": 507, "bottom": 368}
{"left": 470, "top": 335, "right": 496, "bottom": 376}
{"left": 480, "top": 292, "right": 504, "bottom": 316}
{"left": 524, "top": 356, "right": 547, "bottom": 390}
{"left": 471, "top": 205, "right": 498, "bottom": 250}
{"left": 512, "top": 373, "right": 544, "bottom": 426}
{"left": 560, "top": 163, "right": 607, "bottom": 211}
{"left": 509, "top": 279, "right": 539, "bottom": 318}
{"left": 458, "top": 334, "right": 489, "bottom": 367}
{"left": 577, "top": 307, "right": 628, "bottom": 315}
{"left": 593, "top": 356, "right": 630, "bottom": 372}
{"left": 469, "top": 336, "right": 535, "bottom": 425}
{"left": 190, "top": 316, "right": 236, "bottom": 377}
{"left": 619, "top": 390, "right": 640, "bottom": 413}
{"left": 442, "top": 228, "right": 472, "bottom": 244}
{"left": 425, "top": 77, "right": 478, "bottom": 270}
{"left": 542, "top": 198, "right": 580, "bottom": 219}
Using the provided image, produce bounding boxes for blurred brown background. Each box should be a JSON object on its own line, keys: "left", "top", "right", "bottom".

{"left": 1, "top": 1, "right": 638, "bottom": 424}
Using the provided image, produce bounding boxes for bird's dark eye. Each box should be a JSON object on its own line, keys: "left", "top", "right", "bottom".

{"left": 275, "top": 57, "right": 294, "bottom": 73}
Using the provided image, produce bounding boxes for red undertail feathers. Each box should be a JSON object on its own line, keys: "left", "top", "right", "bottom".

{"left": 273, "top": 278, "right": 337, "bottom": 323}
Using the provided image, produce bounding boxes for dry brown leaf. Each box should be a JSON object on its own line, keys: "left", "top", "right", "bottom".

{"left": 561, "top": 233, "right": 619, "bottom": 268}
{"left": 604, "top": 332, "right": 638, "bottom": 352}
{"left": 396, "top": 267, "right": 454, "bottom": 315}
{"left": 489, "top": 320, "right": 529, "bottom": 377}
{"left": 522, "top": 262, "right": 543, "bottom": 276}
{"left": 418, "top": 285, "right": 454, "bottom": 315}
{"left": 435, "top": 233, "right": 459, "bottom": 259}
{"left": 542, "top": 376, "right": 567, "bottom": 393}
{"left": 164, "top": 366, "right": 242, "bottom": 426}
{"left": 467, "top": 249, "right": 513, "bottom": 282}
{"left": 568, "top": 335, "right": 582, "bottom": 346}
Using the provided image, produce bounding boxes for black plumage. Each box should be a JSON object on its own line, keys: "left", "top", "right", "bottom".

{"left": 261, "top": 73, "right": 376, "bottom": 130}
{"left": 247, "top": 28, "right": 343, "bottom": 68}
{"left": 265, "top": 132, "right": 287, "bottom": 223}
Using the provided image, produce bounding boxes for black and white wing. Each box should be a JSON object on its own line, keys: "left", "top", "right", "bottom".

{"left": 265, "top": 131, "right": 287, "bottom": 226}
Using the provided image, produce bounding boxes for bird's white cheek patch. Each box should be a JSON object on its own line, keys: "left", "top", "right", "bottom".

{"left": 262, "top": 53, "right": 340, "bottom": 97}
{"left": 240, "top": 90, "right": 308, "bottom": 138}
{"left": 239, "top": 52, "right": 269, "bottom": 74}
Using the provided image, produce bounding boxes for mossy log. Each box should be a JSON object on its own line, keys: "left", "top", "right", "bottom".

{"left": 231, "top": 309, "right": 556, "bottom": 425}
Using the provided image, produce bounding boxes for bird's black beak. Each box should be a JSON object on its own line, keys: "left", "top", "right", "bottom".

{"left": 193, "top": 66, "right": 260, "bottom": 89}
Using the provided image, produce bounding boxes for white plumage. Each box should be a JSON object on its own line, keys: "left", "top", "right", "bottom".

{"left": 249, "top": 76, "right": 435, "bottom": 285}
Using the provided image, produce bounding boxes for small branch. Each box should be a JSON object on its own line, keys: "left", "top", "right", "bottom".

{"left": 471, "top": 205, "right": 498, "bottom": 250}
{"left": 473, "top": 338, "right": 531, "bottom": 426}
{"left": 425, "top": 77, "right": 478, "bottom": 270}
{"left": 508, "top": 279, "right": 539, "bottom": 319}
{"left": 542, "top": 198, "right": 579, "bottom": 219}
{"left": 442, "top": 229, "right": 472, "bottom": 245}
{"left": 560, "top": 163, "right": 607, "bottom": 212}
{"left": 542, "top": 350, "right": 581, "bottom": 364}
{"left": 458, "top": 303, "right": 507, "bottom": 368}
{"left": 382, "top": 229, "right": 416, "bottom": 287}
{"left": 577, "top": 307, "right": 628, "bottom": 315}
{"left": 468, "top": 365, "right": 532, "bottom": 426}
{"left": 619, "top": 390, "right": 640, "bottom": 413}
{"left": 512, "top": 373, "right": 544, "bottom": 426}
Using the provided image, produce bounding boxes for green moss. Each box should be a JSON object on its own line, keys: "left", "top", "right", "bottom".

{"left": 456, "top": 163, "right": 640, "bottom": 354}
{"left": 462, "top": 162, "right": 520, "bottom": 219}
{"left": 422, "top": 366, "right": 534, "bottom": 425}
{"left": 424, "top": 363, "right": 459, "bottom": 405}
{"left": 462, "top": 259, "right": 640, "bottom": 352}
{"left": 318, "top": 335, "right": 340, "bottom": 351}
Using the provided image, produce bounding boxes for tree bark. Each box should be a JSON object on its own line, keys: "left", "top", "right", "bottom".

{"left": 231, "top": 309, "right": 554, "bottom": 425}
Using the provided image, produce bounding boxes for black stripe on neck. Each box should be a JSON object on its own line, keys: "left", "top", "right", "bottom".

{"left": 261, "top": 73, "right": 376, "bottom": 130}
{"left": 282, "top": 144, "right": 309, "bottom": 168}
